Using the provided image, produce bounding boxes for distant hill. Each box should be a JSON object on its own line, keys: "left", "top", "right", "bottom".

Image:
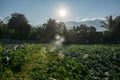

{"left": 65, "top": 19, "right": 107, "bottom": 31}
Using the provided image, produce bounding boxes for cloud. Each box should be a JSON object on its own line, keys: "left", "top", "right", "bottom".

{"left": 63, "top": 16, "right": 81, "bottom": 22}
{"left": 80, "top": 17, "right": 90, "bottom": 22}
{"left": 56, "top": 16, "right": 106, "bottom": 23}
{"left": 66, "top": 17, "right": 106, "bottom": 22}
{"left": 90, "top": 17, "right": 106, "bottom": 21}
{"left": 81, "top": 17, "right": 106, "bottom": 22}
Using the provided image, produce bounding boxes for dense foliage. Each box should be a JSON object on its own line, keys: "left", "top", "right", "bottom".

{"left": 101, "top": 15, "right": 120, "bottom": 41}
{"left": 0, "top": 44, "right": 120, "bottom": 80}
{"left": 1, "top": 13, "right": 120, "bottom": 44}
{"left": 8, "top": 13, "right": 31, "bottom": 39}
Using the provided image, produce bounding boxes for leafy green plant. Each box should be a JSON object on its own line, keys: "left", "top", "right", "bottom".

{"left": 0, "top": 44, "right": 120, "bottom": 79}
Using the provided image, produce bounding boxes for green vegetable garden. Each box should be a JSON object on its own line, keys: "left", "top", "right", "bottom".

{"left": 0, "top": 44, "right": 120, "bottom": 80}
{"left": 1, "top": 0, "right": 120, "bottom": 80}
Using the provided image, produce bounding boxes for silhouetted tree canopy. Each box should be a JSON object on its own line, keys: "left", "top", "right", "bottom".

{"left": 1, "top": 13, "right": 120, "bottom": 44}
{"left": 43, "top": 18, "right": 58, "bottom": 42}
{"left": 8, "top": 13, "right": 31, "bottom": 39}
{"left": 89, "top": 26, "right": 96, "bottom": 33}
{"left": 101, "top": 15, "right": 120, "bottom": 40}
{"left": 0, "top": 21, "right": 8, "bottom": 38}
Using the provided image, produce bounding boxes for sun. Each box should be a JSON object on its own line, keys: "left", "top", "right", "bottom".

{"left": 59, "top": 8, "right": 67, "bottom": 18}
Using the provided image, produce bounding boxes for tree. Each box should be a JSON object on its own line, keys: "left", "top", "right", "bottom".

{"left": 43, "top": 18, "right": 58, "bottom": 42}
{"left": 79, "top": 24, "right": 88, "bottom": 33}
{"left": 88, "top": 26, "right": 96, "bottom": 43}
{"left": 29, "top": 25, "right": 46, "bottom": 42}
{"left": 8, "top": 13, "right": 31, "bottom": 39}
{"left": 101, "top": 15, "right": 120, "bottom": 40}
{"left": 114, "top": 16, "right": 120, "bottom": 33}
{"left": 89, "top": 26, "right": 96, "bottom": 33}
{"left": 58, "top": 22, "right": 66, "bottom": 35}
{"left": 101, "top": 15, "right": 115, "bottom": 32}
{"left": 0, "top": 20, "right": 8, "bottom": 38}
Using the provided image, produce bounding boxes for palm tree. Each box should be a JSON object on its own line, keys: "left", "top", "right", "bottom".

{"left": 101, "top": 15, "right": 120, "bottom": 40}
{"left": 101, "top": 15, "right": 115, "bottom": 32}
{"left": 114, "top": 16, "right": 120, "bottom": 32}
{"left": 101, "top": 16, "right": 115, "bottom": 32}
{"left": 101, "top": 15, "right": 120, "bottom": 33}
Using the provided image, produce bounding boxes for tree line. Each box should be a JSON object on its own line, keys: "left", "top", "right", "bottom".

{"left": 0, "top": 13, "right": 120, "bottom": 44}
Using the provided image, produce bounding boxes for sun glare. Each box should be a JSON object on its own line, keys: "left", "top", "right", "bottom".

{"left": 59, "top": 8, "right": 67, "bottom": 18}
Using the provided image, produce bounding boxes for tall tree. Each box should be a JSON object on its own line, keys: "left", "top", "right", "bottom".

{"left": 0, "top": 20, "right": 8, "bottom": 38}
{"left": 101, "top": 15, "right": 115, "bottom": 32}
{"left": 114, "top": 16, "right": 120, "bottom": 33}
{"left": 88, "top": 26, "right": 96, "bottom": 43}
{"left": 8, "top": 13, "right": 31, "bottom": 39}
{"left": 43, "top": 18, "right": 58, "bottom": 42}
{"left": 101, "top": 15, "right": 120, "bottom": 40}
{"left": 58, "top": 22, "right": 66, "bottom": 35}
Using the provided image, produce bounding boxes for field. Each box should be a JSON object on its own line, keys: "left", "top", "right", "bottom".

{"left": 0, "top": 44, "right": 120, "bottom": 80}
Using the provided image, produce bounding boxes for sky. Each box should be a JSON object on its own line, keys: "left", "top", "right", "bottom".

{"left": 0, "top": 0, "right": 120, "bottom": 25}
